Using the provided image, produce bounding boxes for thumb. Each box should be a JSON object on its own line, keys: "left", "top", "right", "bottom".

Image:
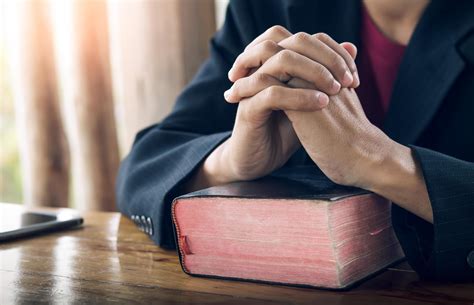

{"left": 340, "top": 42, "right": 357, "bottom": 60}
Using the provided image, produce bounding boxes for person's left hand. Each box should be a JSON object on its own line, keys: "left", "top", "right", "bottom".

{"left": 284, "top": 88, "right": 394, "bottom": 188}
{"left": 282, "top": 88, "right": 433, "bottom": 224}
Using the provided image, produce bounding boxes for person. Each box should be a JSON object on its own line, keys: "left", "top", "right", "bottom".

{"left": 116, "top": 0, "right": 474, "bottom": 281}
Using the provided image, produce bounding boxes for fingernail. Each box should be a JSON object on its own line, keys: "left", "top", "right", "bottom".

{"left": 331, "top": 80, "right": 341, "bottom": 93}
{"left": 353, "top": 71, "right": 360, "bottom": 87}
{"left": 317, "top": 92, "right": 329, "bottom": 107}
{"left": 342, "top": 71, "right": 353, "bottom": 86}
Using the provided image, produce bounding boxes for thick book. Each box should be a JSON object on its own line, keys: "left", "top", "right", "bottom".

{"left": 171, "top": 168, "right": 404, "bottom": 290}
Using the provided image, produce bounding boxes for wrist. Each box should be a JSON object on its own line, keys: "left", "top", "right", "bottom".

{"left": 361, "top": 138, "right": 421, "bottom": 196}
{"left": 348, "top": 124, "right": 417, "bottom": 191}
{"left": 360, "top": 139, "right": 433, "bottom": 222}
{"left": 367, "top": 141, "right": 408, "bottom": 190}
{"left": 347, "top": 128, "right": 395, "bottom": 189}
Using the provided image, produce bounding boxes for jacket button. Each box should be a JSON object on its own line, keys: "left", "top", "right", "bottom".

{"left": 146, "top": 217, "right": 153, "bottom": 236}
{"left": 140, "top": 216, "right": 147, "bottom": 233}
{"left": 468, "top": 250, "right": 474, "bottom": 269}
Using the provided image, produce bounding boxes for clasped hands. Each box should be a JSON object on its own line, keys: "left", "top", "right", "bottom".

{"left": 195, "top": 26, "right": 432, "bottom": 222}
{"left": 217, "top": 25, "right": 395, "bottom": 189}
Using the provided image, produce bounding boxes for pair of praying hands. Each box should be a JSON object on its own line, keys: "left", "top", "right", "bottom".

{"left": 192, "top": 25, "right": 432, "bottom": 222}
{"left": 220, "top": 25, "right": 383, "bottom": 188}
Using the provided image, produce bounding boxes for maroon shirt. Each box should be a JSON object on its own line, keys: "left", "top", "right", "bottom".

{"left": 356, "top": 5, "right": 406, "bottom": 128}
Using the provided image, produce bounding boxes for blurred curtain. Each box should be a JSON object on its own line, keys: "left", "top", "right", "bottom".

{"left": 3, "top": 0, "right": 220, "bottom": 210}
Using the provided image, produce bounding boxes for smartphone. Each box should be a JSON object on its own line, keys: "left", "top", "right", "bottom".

{"left": 0, "top": 209, "right": 83, "bottom": 242}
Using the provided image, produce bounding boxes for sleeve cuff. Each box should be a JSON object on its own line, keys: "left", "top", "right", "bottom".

{"left": 117, "top": 130, "right": 231, "bottom": 249}
{"left": 391, "top": 145, "right": 474, "bottom": 281}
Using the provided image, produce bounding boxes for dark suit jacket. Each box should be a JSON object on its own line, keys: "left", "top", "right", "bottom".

{"left": 116, "top": 0, "right": 474, "bottom": 281}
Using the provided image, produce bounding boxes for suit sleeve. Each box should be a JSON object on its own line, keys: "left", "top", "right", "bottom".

{"left": 116, "top": 0, "right": 257, "bottom": 248}
{"left": 392, "top": 145, "right": 474, "bottom": 281}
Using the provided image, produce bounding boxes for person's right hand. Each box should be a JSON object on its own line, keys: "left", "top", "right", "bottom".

{"left": 186, "top": 26, "right": 357, "bottom": 191}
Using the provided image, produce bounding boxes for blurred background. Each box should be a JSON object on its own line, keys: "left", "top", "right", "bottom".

{"left": 0, "top": 0, "right": 229, "bottom": 210}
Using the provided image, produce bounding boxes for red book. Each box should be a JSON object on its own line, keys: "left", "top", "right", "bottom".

{"left": 172, "top": 175, "right": 404, "bottom": 289}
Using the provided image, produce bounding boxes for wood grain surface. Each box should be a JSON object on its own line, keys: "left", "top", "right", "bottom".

{"left": 0, "top": 203, "right": 472, "bottom": 305}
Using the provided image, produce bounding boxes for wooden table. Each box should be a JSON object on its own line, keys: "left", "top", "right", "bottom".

{"left": 1, "top": 203, "right": 472, "bottom": 305}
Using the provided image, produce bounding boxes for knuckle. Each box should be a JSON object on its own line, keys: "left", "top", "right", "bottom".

{"left": 292, "top": 32, "right": 311, "bottom": 44}
{"left": 314, "top": 63, "right": 327, "bottom": 77}
{"left": 314, "top": 64, "right": 333, "bottom": 85}
{"left": 260, "top": 39, "right": 279, "bottom": 53}
{"left": 331, "top": 54, "right": 347, "bottom": 72}
{"left": 252, "top": 73, "right": 272, "bottom": 86}
{"left": 268, "top": 25, "right": 288, "bottom": 36}
{"left": 314, "top": 32, "right": 330, "bottom": 41}
{"left": 263, "top": 85, "right": 282, "bottom": 101}
{"left": 275, "top": 49, "right": 293, "bottom": 63}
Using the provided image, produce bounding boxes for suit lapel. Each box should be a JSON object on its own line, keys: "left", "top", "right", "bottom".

{"left": 383, "top": 0, "right": 474, "bottom": 144}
